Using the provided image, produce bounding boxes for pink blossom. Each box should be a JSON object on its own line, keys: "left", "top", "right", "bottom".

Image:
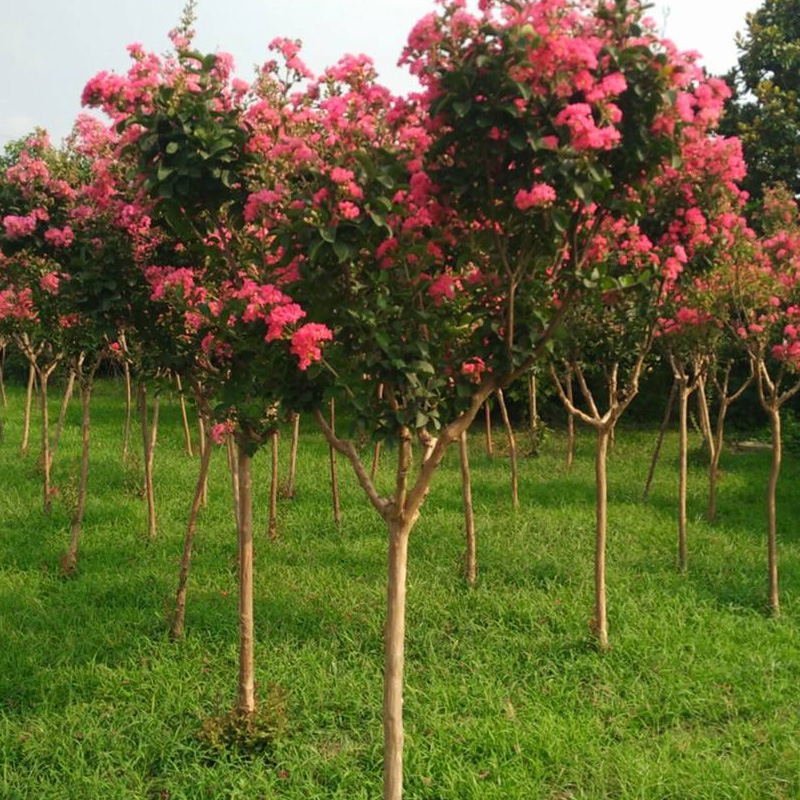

{"left": 44, "top": 226, "right": 74, "bottom": 248}
{"left": 290, "top": 323, "right": 333, "bottom": 369}
{"left": 330, "top": 167, "right": 355, "bottom": 183}
{"left": 461, "top": 357, "right": 487, "bottom": 383}
{"left": 3, "top": 214, "right": 37, "bottom": 240}
{"left": 515, "top": 183, "right": 556, "bottom": 211}
{"left": 265, "top": 303, "right": 306, "bottom": 341}
{"left": 338, "top": 201, "right": 360, "bottom": 220}
{"left": 211, "top": 420, "right": 236, "bottom": 445}
{"left": 39, "top": 272, "right": 61, "bottom": 295}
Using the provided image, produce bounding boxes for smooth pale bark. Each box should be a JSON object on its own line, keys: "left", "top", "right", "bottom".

{"left": 139, "top": 381, "right": 157, "bottom": 540}
{"left": 21, "top": 365, "right": 35, "bottom": 456}
{"left": 371, "top": 441, "right": 382, "bottom": 482}
{"left": 459, "top": 430, "right": 477, "bottom": 587}
{"left": 0, "top": 343, "right": 6, "bottom": 407}
{"left": 170, "top": 427, "right": 214, "bottom": 639}
{"left": 313, "top": 367, "right": 546, "bottom": 800}
{"left": 227, "top": 434, "right": 240, "bottom": 530}
{"left": 643, "top": 379, "right": 677, "bottom": 501}
{"left": 496, "top": 389, "right": 519, "bottom": 510}
{"left": 197, "top": 413, "right": 209, "bottom": 507}
{"left": 384, "top": 516, "right": 412, "bottom": 800}
{"left": 696, "top": 379, "right": 717, "bottom": 520}
{"left": 549, "top": 355, "right": 649, "bottom": 650}
{"left": 329, "top": 399, "right": 342, "bottom": 526}
{"left": 767, "top": 408, "right": 781, "bottom": 617}
{"left": 484, "top": 401, "right": 493, "bottom": 457}
{"left": 51, "top": 369, "right": 76, "bottom": 463}
{"left": 176, "top": 374, "right": 194, "bottom": 457}
{"left": 39, "top": 370, "right": 53, "bottom": 515}
{"left": 565, "top": 371, "right": 575, "bottom": 471}
{"left": 677, "top": 380, "right": 690, "bottom": 573}
{"left": 148, "top": 393, "right": 160, "bottom": 474}
{"left": 122, "top": 360, "right": 133, "bottom": 466}
{"left": 268, "top": 429, "right": 279, "bottom": 540}
{"left": 62, "top": 361, "right": 101, "bottom": 576}
{"left": 287, "top": 412, "right": 300, "bottom": 498}
{"left": 528, "top": 372, "right": 538, "bottom": 436}
{"left": 702, "top": 364, "right": 752, "bottom": 522}
{"left": 236, "top": 444, "right": 256, "bottom": 715}
{"left": 594, "top": 426, "right": 610, "bottom": 649}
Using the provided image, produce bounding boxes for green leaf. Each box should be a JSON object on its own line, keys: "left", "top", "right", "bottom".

{"left": 333, "top": 240, "right": 353, "bottom": 262}
{"left": 509, "top": 131, "right": 527, "bottom": 150}
{"left": 165, "top": 142, "right": 180, "bottom": 155}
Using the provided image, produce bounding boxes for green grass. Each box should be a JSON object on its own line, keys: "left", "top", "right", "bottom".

{"left": 1, "top": 379, "right": 800, "bottom": 799}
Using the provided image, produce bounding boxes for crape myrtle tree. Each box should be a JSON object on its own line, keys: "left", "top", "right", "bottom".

{"left": 648, "top": 134, "right": 752, "bottom": 572}
{"left": 731, "top": 184, "right": 800, "bottom": 616}
{"left": 242, "top": 0, "right": 733, "bottom": 796}
{"left": 548, "top": 213, "right": 662, "bottom": 650}
{"left": 83, "top": 20, "right": 334, "bottom": 713}
{"left": 0, "top": 132, "right": 87, "bottom": 518}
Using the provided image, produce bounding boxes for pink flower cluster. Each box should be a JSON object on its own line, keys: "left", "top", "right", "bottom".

{"left": 514, "top": 183, "right": 556, "bottom": 211}
{"left": 554, "top": 104, "right": 620, "bottom": 151}
{"left": 2, "top": 214, "right": 38, "bottom": 240}
{"left": 461, "top": 356, "right": 487, "bottom": 383}
{"left": 44, "top": 226, "right": 74, "bottom": 248}
{"left": 0, "top": 287, "right": 36, "bottom": 321}
{"left": 210, "top": 419, "right": 236, "bottom": 445}
{"left": 39, "top": 272, "right": 61, "bottom": 295}
{"left": 290, "top": 323, "right": 334, "bottom": 370}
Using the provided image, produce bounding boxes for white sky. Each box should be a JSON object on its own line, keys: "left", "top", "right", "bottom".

{"left": 0, "top": 0, "right": 762, "bottom": 148}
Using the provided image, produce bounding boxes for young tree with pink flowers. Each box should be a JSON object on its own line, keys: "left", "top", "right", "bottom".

{"left": 83, "top": 19, "right": 334, "bottom": 714}
{"left": 731, "top": 184, "right": 800, "bottom": 616}
{"left": 652, "top": 134, "right": 754, "bottom": 571}
{"left": 239, "top": 1, "right": 735, "bottom": 795}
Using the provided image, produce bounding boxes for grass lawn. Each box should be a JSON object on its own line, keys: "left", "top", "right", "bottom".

{"left": 1, "top": 378, "right": 800, "bottom": 799}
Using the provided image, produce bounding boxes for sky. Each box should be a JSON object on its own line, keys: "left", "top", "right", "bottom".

{"left": 0, "top": 0, "right": 763, "bottom": 148}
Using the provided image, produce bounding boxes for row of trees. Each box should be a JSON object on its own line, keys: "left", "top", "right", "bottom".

{"left": 2, "top": 1, "right": 800, "bottom": 798}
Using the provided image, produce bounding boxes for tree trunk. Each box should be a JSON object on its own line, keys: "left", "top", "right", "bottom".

{"left": 39, "top": 370, "right": 52, "bottom": 515}
{"left": 197, "top": 413, "right": 209, "bottom": 507}
{"left": 594, "top": 426, "right": 610, "bottom": 649}
{"left": 677, "top": 380, "right": 689, "bottom": 573}
{"left": 371, "top": 441, "right": 382, "bottom": 482}
{"left": 565, "top": 371, "right": 575, "bottom": 472}
{"left": 484, "top": 402, "right": 493, "bottom": 457}
{"left": 696, "top": 379, "right": 718, "bottom": 521}
{"left": 139, "top": 381, "right": 157, "bottom": 540}
{"left": 61, "top": 375, "right": 93, "bottom": 575}
{"left": 51, "top": 369, "right": 76, "bottom": 463}
{"left": 528, "top": 372, "right": 537, "bottom": 436}
{"left": 170, "top": 427, "right": 214, "bottom": 640}
{"left": 227, "top": 434, "right": 240, "bottom": 530}
{"left": 268, "top": 429, "right": 279, "bottom": 541}
{"left": 122, "top": 360, "right": 132, "bottom": 466}
{"left": 383, "top": 516, "right": 412, "bottom": 800}
{"left": 0, "top": 343, "right": 6, "bottom": 407}
{"left": 643, "top": 379, "right": 677, "bottom": 500}
{"left": 21, "top": 364, "right": 35, "bottom": 456}
{"left": 496, "top": 389, "right": 519, "bottom": 510}
{"left": 148, "top": 392, "right": 160, "bottom": 474}
{"left": 459, "top": 430, "right": 476, "bottom": 587}
{"left": 287, "top": 412, "right": 300, "bottom": 498}
{"left": 176, "top": 374, "right": 194, "bottom": 457}
{"left": 767, "top": 407, "right": 781, "bottom": 617}
{"left": 236, "top": 443, "right": 256, "bottom": 715}
{"left": 329, "top": 399, "right": 342, "bottom": 526}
